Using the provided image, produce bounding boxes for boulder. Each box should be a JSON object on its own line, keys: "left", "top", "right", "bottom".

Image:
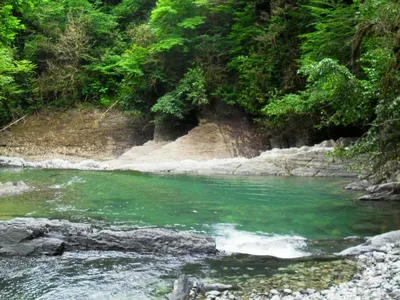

{"left": 358, "top": 193, "right": 400, "bottom": 201}
{"left": 169, "top": 275, "right": 191, "bottom": 300}
{"left": 0, "top": 218, "right": 216, "bottom": 256}
{"left": 340, "top": 230, "right": 400, "bottom": 256}
{"left": 366, "top": 182, "right": 400, "bottom": 194}
{"left": 358, "top": 182, "right": 400, "bottom": 201}
{"left": 0, "top": 181, "right": 32, "bottom": 198}
{"left": 345, "top": 181, "right": 369, "bottom": 192}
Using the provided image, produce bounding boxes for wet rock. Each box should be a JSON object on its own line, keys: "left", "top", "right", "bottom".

{"left": 205, "top": 290, "right": 221, "bottom": 297}
{"left": 201, "top": 283, "right": 237, "bottom": 293}
{"left": 358, "top": 182, "right": 400, "bottom": 201}
{"left": 170, "top": 275, "right": 191, "bottom": 300}
{"left": 345, "top": 181, "right": 369, "bottom": 191}
{"left": 0, "top": 218, "right": 216, "bottom": 256}
{"left": 366, "top": 182, "right": 400, "bottom": 194}
{"left": 340, "top": 230, "right": 400, "bottom": 256}
{"left": 358, "top": 193, "right": 400, "bottom": 201}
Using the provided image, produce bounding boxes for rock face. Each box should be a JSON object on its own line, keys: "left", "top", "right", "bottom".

{"left": 0, "top": 218, "right": 216, "bottom": 256}
{"left": 358, "top": 182, "right": 400, "bottom": 201}
{"left": 0, "top": 109, "right": 152, "bottom": 161}
{"left": 0, "top": 143, "right": 355, "bottom": 177}
{"left": 345, "top": 181, "right": 369, "bottom": 191}
{"left": 0, "top": 181, "right": 32, "bottom": 198}
{"left": 234, "top": 146, "right": 354, "bottom": 177}
{"left": 109, "top": 118, "right": 264, "bottom": 166}
{"left": 169, "top": 275, "right": 191, "bottom": 300}
{"left": 0, "top": 156, "right": 108, "bottom": 170}
{"left": 339, "top": 229, "right": 400, "bottom": 256}
{"left": 0, "top": 135, "right": 356, "bottom": 177}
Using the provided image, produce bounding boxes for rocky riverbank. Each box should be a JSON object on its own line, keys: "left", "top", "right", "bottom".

{"left": 1, "top": 218, "right": 400, "bottom": 300}
{"left": 346, "top": 179, "right": 400, "bottom": 202}
{"left": 205, "top": 243, "right": 400, "bottom": 300}
{"left": 166, "top": 230, "right": 400, "bottom": 300}
{"left": 0, "top": 141, "right": 356, "bottom": 177}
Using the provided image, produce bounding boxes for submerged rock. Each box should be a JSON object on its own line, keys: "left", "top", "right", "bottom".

{"left": 0, "top": 218, "right": 216, "bottom": 256}
{"left": 0, "top": 181, "right": 32, "bottom": 198}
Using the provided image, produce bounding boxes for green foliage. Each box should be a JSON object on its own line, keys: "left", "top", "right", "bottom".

{"left": 300, "top": 0, "right": 356, "bottom": 63}
{"left": 0, "top": 0, "right": 399, "bottom": 176}
{"left": 265, "top": 59, "right": 371, "bottom": 126}
{"left": 0, "top": 47, "right": 35, "bottom": 121}
{"left": 0, "top": 4, "right": 24, "bottom": 46}
{"left": 152, "top": 66, "right": 207, "bottom": 119}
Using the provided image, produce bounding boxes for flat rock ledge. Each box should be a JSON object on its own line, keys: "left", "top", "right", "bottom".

{"left": 357, "top": 182, "right": 400, "bottom": 201}
{"left": 0, "top": 181, "right": 32, "bottom": 198}
{"left": 0, "top": 218, "right": 216, "bottom": 256}
{"left": 0, "top": 143, "right": 356, "bottom": 177}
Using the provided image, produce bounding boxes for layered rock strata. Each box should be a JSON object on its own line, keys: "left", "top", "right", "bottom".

{"left": 0, "top": 143, "right": 356, "bottom": 177}
{"left": 0, "top": 218, "right": 216, "bottom": 256}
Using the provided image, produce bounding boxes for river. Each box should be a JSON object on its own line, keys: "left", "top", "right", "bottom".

{"left": 1, "top": 167, "right": 399, "bottom": 299}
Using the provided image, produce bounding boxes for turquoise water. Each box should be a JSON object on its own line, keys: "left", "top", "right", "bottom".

{"left": 1, "top": 167, "right": 400, "bottom": 299}
{"left": 1, "top": 167, "right": 399, "bottom": 240}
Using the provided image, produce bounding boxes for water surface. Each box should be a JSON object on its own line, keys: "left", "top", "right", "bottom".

{"left": 1, "top": 168, "right": 400, "bottom": 299}
{"left": 1, "top": 167, "right": 398, "bottom": 241}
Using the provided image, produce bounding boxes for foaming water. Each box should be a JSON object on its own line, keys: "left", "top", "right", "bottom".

{"left": 214, "top": 224, "right": 309, "bottom": 258}
{"left": 50, "top": 176, "right": 86, "bottom": 189}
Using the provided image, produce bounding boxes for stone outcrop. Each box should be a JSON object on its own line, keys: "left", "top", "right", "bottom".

{"left": 0, "top": 218, "right": 216, "bottom": 256}
{"left": 345, "top": 181, "right": 369, "bottom": 191}
{"left": 358, "top": 182, "right": 400, "bottom": 201}
{"left": 109, "top": 144, "right": 355, "bottom": 177}
{"left": 169, "top": 275, "right": 191, "bottom": 300}
{"left": 0, "top": 109, "right": 152, "bottom": 161}
{"left": 0, "top": 143, "right": 356, "bottom": 177}
{"left": 339, "top": 229, "right": 400, "bottom": 256}
{"left": 0, "top": 156, "right": 108, "bottom": 170}
{"left": 0, "top": 181, "right": 32, "bottom": 198}
{"left": 234, "top": 146, "right": 354, "bottom": 177}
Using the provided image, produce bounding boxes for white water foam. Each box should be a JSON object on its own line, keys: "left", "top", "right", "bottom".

{"left": 50, "top": 176, "right": 86, "bottom": 189}
{"left": 213, "top": 224, "right": 310, "bottom": 259}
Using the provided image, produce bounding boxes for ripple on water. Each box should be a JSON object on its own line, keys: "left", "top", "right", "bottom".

{"left": 0, "top": 252, "right": 202, "bottom": 300}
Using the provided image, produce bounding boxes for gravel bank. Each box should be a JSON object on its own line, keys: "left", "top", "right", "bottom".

{"left": 202, "top": 242, "right": 400, "bottom": 300}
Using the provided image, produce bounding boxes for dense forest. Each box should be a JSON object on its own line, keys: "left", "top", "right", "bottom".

{"left": 0, "top": 0, "right": 399, "bottom": 177}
